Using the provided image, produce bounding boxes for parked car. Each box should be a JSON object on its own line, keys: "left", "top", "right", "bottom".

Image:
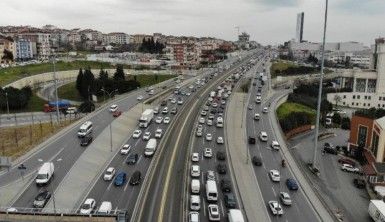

{"left": 338, "top": 158, "right": 356, "bottom": 167}
{"left": 286, "top": 178, "right": 299, "bottom": 190}
{"left": 341, "top": 164, "right": 360, "bottom": 173}
{"left": 129, "top": 171, "right": 142, "bottom": 185}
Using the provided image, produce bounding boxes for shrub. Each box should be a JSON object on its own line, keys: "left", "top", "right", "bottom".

{"left": 341, "top": 117, "right": 351, "bottom": 130}
{"left": 279, "top": 111, "right": 312, "bottom": 133}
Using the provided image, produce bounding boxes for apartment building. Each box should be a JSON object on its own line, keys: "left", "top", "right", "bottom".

{"left": 18, "top": 33, "right": 51, "bottom": 59}
{"left": 15, "top": 38, "right": 36, "bottom": 60}
{"left": 0, "top": 36, "right": 16, "bottom": 63}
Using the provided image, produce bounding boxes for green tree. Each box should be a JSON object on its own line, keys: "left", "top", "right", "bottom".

{"left": 2, "top": 49, "right": 14, "bottom": 62}
{"left": 76, "top": 68, "right": 83, "bottom": 92}
{"left": 99, "top": 69, "right": 108, "bottom": 82}
{"left": 80, "top": 68, "right": 95, "bottom": 100}
{"left": 113, "top": 65, "right": 125, "bottom": 81}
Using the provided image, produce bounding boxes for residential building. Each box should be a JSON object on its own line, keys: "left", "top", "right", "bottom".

{"left": 106, "top": 32, "right": 129, "bottom": 45}
{"left": 131, "top": 34, "right": 152, "bottom": 45}
{"left": 15, "top": 38, "right": 36, "bottom": 60}
{"left": 18, "top": 33, "right": 51, "bottom": 59}
{"left": 296, "top": 12, "right": 304, "bottom": 43}
{"left": 0, "top": 36, "right": 16, "bottom": 63}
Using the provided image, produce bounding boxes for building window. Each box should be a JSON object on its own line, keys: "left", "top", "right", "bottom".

{"left": 368, "top": 103, "right": 371, "bottom": 107}
{"left": 352, "top": 102, "right": 354, "bottom": 106}
{"left": 380, "top": 97, "right": 382, "bottom": 101}
{"left": 343, "top": 102, "right": 345, "bottom": 105}
{"left": 358, "top": 126, "right": 368, "bottom": 148}
{"left": 363, "top": 103, "right": 366, "bottom": 106}
{"left": 364, "top": 96, "right": 367, "bottom": 99}
{"left": 343, "top": 95, "right": 346, "bottom": 99}
{"left": 357, "top": 95, "right": 361, "bottom": 99}
{"left": 356, "top": 103, "right": 359, "bottom": 106}
{"left": 379, "top": 104, "right": 381, "bottom": 107}
{"left": 372, "top": 133, "right": 380, "bottom": 158}
{"left": 353, "top": 95, "right": 356, "bottom": 99}
{"left": 368, "top": 96, "right": 371, "bottom": 100}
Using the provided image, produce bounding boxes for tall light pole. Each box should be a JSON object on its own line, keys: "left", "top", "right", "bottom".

{"left": 312, "top": 0, "right": 329, "bottom": 170}
{"left": 52, "top": 55, "right": 60, "bottom": 123}
{"left": 5, "top": 91, "right": 9, "bottom": 115}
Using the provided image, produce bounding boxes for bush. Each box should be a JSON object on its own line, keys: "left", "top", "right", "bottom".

{"left": 341, "top": 117, "right": 351, "bottom": 130}
{"left": 279, "top": 111, "right": 312, "bottom": 133}
{"left": 332, "top": 113, "right": 342, "bottom": 125}
{"left": 79, "top": 101, "right": 95, "bottom": 113}
{"left": 355, "top": 107, "right": 385, "bottom": 119}
{"left": 0, "top": 86, "right": 33, "bottom": 110}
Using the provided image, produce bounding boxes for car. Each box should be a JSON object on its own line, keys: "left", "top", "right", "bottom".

{"left": 208, "top": 114, "right": 215, "bottom": 120}
{"left": 162, "top": 107, "right": 169, "bottom": 114}
{"left": 155, "top": 116, "right": 164, "bottom": 124}
{"left": 279, "top": 192, "right": 292, "bottom": 206}
{"left": 190, "top": 195, "right": 201, "bottom": 211}
{"left": 208, "top": 97, "right": 214, "bottom": 102}
{"left": 109, "top": 104, "right": 118, "bottom": 112}
{"left": 196, "top": 129, "right": 203, "bottom": 137}
{"left": 324, "top": 142, "right": 334, "bottom": 149}
{"left": 171, "top": 98, "right": 177, "bottom": 104}
{"left": 338, "top": 158, "right": 356, "bottom": 167}
{"left": 199, "top": 117, "right": 205, "bottom": 124}
{"left": 216, "top": 151, "right": 226, "bottom": 161}
{"left": 33, "top": 190, "right": 51, "bottom": 208}
{"left": 217, "top": 164, "right": 227, "bottom": 174}
{"left": 248, "top": 105, "right": 253, "bottom": 110}
{"left": 220, "top": 179, "right": 231, "bottom": 192}
{"left": 206, "top": 133, "right": 213, "bottom": 141}
{"left": 263, "top": 107, "right": 268, "bottom": 113}
{"left": 191, "top": 153, "right": 200, "bottom": 162}
{"left": 114, "top": 171, "right": 127, "bottom": 186}
{"left": 171, "top": 107, "right": 178, "bottom": 114}
{"left": 132, "top": 130, "right": 142, "bottom": 139}
{"left": 224, "top": 193, "right": 236, "bottom": 208}
{"left": 80, "top": 135, "right": 93, "bottom": 146}
{"left": 254, "top": 113, "right": 260, "bottom": 120}
{"left": 204, "top": 148, "right": 213, "bottom": 158}
{"left": 248, "top": 136, "right": 256, "bottom": 144}
{"left": 177, "top": 99, "right": 184, "bottom": 105}
{"left": 341, "top": 164, "right": 360, "bottom": 173}
{"left": 207, "top": 119, "right": 213, "bottom": 126}
{"left": 126, "top": 153, "right": 139, "bottom": 165}
{"left": 103, "top": 167, "right": 116, "bottom": 181}
{"left": 120, "top": 144, "right": 131, "bottom": 155}
{"left": 268, "top": 200, "right": 283, "bottom": 216}
{"left": 259, "top": 131, "right": 268, "bottom": 142}
{"left": 216, "top": 137, "right": 224, "bottom": 144}
{"left": 286, "top": 178, "right": 299, "bottom": 190}
{"left": 201, "top": 110, "right": 207, "bottom": 116}
{"left": 137, "top": 95, "right": 144, "bottom": 101}
{"left": 113, "top": 111, "right": 122, "bottom": 117}
{"left": 154, "top": 107, "right": 159, "bottom": 114}
{"left": 252, "top": 156, "right": 262, "bottom": 166}
{"left": 191, "top": 165, "right": 200, "bottom": 177}
{"left": 143, "top": 132, "right": 151, "bottom": 140}
{"left": 206, "top": 170, "right": 216, "bottom": 181}
{"left": 155, "top": 128, "right": 163, "bottom": 138}
{"left": 189, "top": 212, "right": 199, "bottom": 222}
{"left": 163, "top": 117, "right": 171, "bottom": 124}
{"left": 324, "top": 146, "right": 337, "bottom": 155}
{"left": 80, "top": 198, "right": 96, "bottom": 214}
{"left": 129, "top": 171, "right": 142, "bottom": 185}
{"left": 208, "top": 204, "right": 220, "bottom": 221}
{"left": 212, "top": 103, "right": 218, "bottom": 108}
{"left": 186, "top": 92, "right": 191, "bottom": 96}
{"left": 148, "top": 89, "right": 154, "bottom": 95}
{"left": 271, "top": 141, "right": 280, "bottom": 150}
{"left": 203, "top": 106, "right": 209, "bottom": 111}
{"left": 269, "top": 170, "right": 280, "bottom": 182}
{"left": 161, "top": 100, "right": 167, "bottom": 106}
{"left": 353, "top": 178, "right": 366, "bottom": 189}
{"left": 221, "top": 100, "right": 226, "bottom": 105}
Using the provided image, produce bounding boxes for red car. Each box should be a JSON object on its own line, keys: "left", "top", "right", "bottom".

{"left": 113, "top": 111, "right": 122, "bottom": 117}
{"left": 338, "top": 158, "right": 355, "bottom": 167}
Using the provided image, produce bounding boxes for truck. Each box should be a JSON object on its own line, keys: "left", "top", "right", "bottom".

{"left": 228, "top": 209, "right": 245, "bottom": 222}
{"left": 144, "top": 138, "right": 157, "bottom": 157}
{"left": 139, "top": 109, "right": 154, "bottom": 128}
{"left": 369, "top": 200, "right": 385, "bottom": 222}
{"left": 43, "top": 100, "right": 70, "bottom": 112}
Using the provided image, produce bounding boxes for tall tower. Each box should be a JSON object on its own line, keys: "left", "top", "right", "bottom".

{"left": 296, "top": 12, "right": 304, "bottom": 43}
{"left": 375, "top": 38, "right": 385, "bottom": 93}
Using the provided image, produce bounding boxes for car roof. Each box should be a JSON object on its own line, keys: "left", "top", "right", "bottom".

{"left": 107, "top": 167, "right": 114, "bottom": 171}
{"left": 85, "top": 198, "right": 95, "bottom": 204}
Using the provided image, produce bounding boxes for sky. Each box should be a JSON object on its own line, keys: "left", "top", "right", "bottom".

{"left": 0, "top": 0, "right": 384, "bottom": 46}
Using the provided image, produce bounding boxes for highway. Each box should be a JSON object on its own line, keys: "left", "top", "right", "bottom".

{"left": 132, "top": 50, "right": 259, "bottom": 222}
{"left": 245, "top": 60, "right": 320, "bottom": 221}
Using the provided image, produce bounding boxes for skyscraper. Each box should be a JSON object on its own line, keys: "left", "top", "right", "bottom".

{"left": 296, "top": 12, "right": 304, "bottom": 42}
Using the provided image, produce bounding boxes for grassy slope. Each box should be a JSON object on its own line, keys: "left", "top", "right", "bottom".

{"left": 276, "top": 102, "right": 316, "bottom": 120}
{"left": 57, "top": 82, "right": 83, "bottom": 102}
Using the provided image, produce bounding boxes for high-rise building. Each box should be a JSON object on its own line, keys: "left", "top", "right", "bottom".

{"left": 296, "top": 12, "right": 304, "bottom": 43}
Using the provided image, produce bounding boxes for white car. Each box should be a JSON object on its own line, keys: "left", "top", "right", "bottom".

{"left": 163, "top": 117, "right": 171, "bottom": 124}
{"left": 207, "top": 119, "right": 213, "bottom": 126}
{"left": 269, "top": 170, "right": 280, "bottom": 182}
{"left": 268, "top": 200, "right": 283, "bottom": 216}
{"left": 120, "top": 144, "right": 131, "bottom": 155}
{"left": 259, "top": 131, "right": 268, "bottom": 142}
{"left": 154, "top": 107, "right": 159, "bottom": 114}
{"left": 189, "top": 212, "right": 199, "bottom": 222}
{"left": 263, "top": 107, "right": 268, "bottom": 113}
{"left": 155, "top": 129, "right": 163, "bottom": 138}
{"left": 279, "top": 192, "right": 292, "bottom": 206}
{"left": 204, "top": 148, "right": 213, "bottom": 158}
{"left": 201, "top": 110, "right": 207, "bottom": 116}
{"left": 191, "top": 153, "right": 200, "bottom": 162}
{"left": 143, "top": 132, "right": 151, "bottom": 140}
{"left": 206, "top": 170, "right": 216, "bottom": 181}
{"left": 103, "top": 167, "right": 115, "bottom": 181}
{"left": 208, "top": 204, "right": 220, "bottom": 221}
{"left": 199, "top": 117, "right": 205, "bottom": 124}
{"left": 271, "top": 141, "right": 280, "bottom": 150}
{"left": 132, "top": 130, "right": 142, "bottom": 139}
{"left": 206, "top": 133, "right": 213, "bottom": 141}
{"left": 254, "top": 113, "right": 260, "bottom": 120}
{"left": 341, "top": 164, "right": 360, "bottom": 173}
{"left": 155, "top": 116, "right": 163, "bottom": 124}
{"left": 162, "top": 107, "right": 169, "bottom": 114}
{"left": 212, "top": 103, "right": 218, "bottom": 108}
{"left": 196, "top": 129, "right": 203, "bottom": 137}
{"left": 80, "top": 198, "right": 96, "bottom": 214}
{"left": 177, "top": 99, "right": 183, "bottom": 105}
{"left": 216, "top": 137, "right": 224, "bottom": 144}
{"left": 208, "top": 114, "right": 215, "bottom": 120}
{"left": 191, "top": 165, "right": 200, "bottom": 177}
{"left": 248, "top": 105, "right": 253, "bottom": 110}
{"left": 109, "top": 104, "right": 118, "bottom": 112}
{"left": 137, "top": 95, "right": 144, "bottom": 101}
{"left": 171, "top": 98, "right": 177, "bottom": 104}
{"left": 221, "top": 100, "right": 226, "bottom": 105}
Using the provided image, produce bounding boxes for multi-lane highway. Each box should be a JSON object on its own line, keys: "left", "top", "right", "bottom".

{"left": 245, "top": 61, "right": 320, "bottom": 221}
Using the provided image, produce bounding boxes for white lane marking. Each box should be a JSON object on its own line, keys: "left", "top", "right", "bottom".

{"left": 272, "top": 187, "right": 276, "bottom": 196}
{"left": 107, "top": 181, "right": 113, "bottom": 191}
{"left": 123, "top": 179, "right": 130, "bottom": 191}
{"left": 220, "top": 200, "right": 225, "bottom": 216}
{"left": 137, "top": 155, "right": 143, "bottom": 165}
{"left": 201, "top": 173, "right": 204, "bottom": 185}
{"left": 202, "top": 199, "right": 206, "bottom": 216}
{"left": 135, "top": 138, "right": 140, "bottom": 146}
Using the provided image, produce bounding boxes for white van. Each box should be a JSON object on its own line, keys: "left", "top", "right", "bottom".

{"left": 228, "top": 209, "right": 245, "bottom": 222}
{"left": 144, "top": 138, "right": 157, "bottom": 157}
{"left": 190, "top": 195, "right": 201, "bottom": 211}
{"left": 191, "top": 179, "right": 200, "bottom": 194}
{"left": 77, "top": 121, "right": 93, "bottom": 137}
{"left": 98, "top": 201, "right": 112, "bottom": 215}
{"left": 206, "top": 180, "right": 218, "bottom": 202}
{"left": 36, "top": 162, "right": 54, "bottom": 185}
{"left": 216, "top": 117, "right": 223, "bottom": 128}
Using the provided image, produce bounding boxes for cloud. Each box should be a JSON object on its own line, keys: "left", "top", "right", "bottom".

{"left": 332, "top": 0, "right": 385, "bottom": 15}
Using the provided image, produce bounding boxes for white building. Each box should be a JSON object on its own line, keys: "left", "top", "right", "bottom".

{"left": 327, "top": 38, "right": 385, "bottom": 109}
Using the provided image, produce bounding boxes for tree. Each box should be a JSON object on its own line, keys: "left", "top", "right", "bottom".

{"left": 345, "top": 56, "right": 351, "bottom": 68}
{"left": 76, "top": 68, "right": 83, "bottom": 92}
{"left": 80, "top": 68, "right": 95, "bottom": 100}
{"left": 2, "top": 49, "right": 14, "bottom": 62}
{"left": 332, "top": 113, "right": 342, "bottom": 125}
{"left": 99, "top": 69, "right": 108, "bottom": 82}
{"left": 333, "top": 94, "right": 342, "bottom": 107}
{"left": 113, "top": 65, "right": 125, "bottom": 81}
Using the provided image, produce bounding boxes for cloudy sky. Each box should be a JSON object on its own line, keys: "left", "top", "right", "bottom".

{"left": 0, "top": 0, "right": 384, "bottom": 46}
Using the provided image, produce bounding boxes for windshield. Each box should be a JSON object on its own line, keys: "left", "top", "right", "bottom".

{"left": 36, "top": 174, "right": 47, "bottom": 179}
{"left": 35, "top": 193, "right": 46, "bottom": 201}
{"left": 82, "top": 203, "right": 90, "bottom": 209}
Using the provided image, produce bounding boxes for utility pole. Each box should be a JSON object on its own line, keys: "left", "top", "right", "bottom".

{"left": 312, "top": 0, "right": 329, "bottom": 171}
{"left": 53, "top": 55, "right": 60, "bottom": 123}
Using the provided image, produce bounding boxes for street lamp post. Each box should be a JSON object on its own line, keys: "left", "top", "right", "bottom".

{"left": 100, "top": 88, "right": 118, "bottom": 153}
{"left": 5, "top": 92, "right": 9, "bottom": 116}
{"left": 52, "top": 55, "right": 60, "bottom": 123}
{"left": 312, "top": 0, "right": 329, "bottom": 171}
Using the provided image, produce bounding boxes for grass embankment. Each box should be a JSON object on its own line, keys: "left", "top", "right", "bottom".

{"left": 0, "top": 61, "right": 115, "bottom": 86}
{"left": 57, "top": 74, "right": 177, "bottom": 102}
{"left": 0, "top": 90, "right": 47, "bottom": 114}
{"left": 277, "top": 102, "right": 316, "bottom": 121}
{"left": 270, "top": 60, "right": 324, "bottom": 78}
{"left": 0, "top": 120, "right": 75, "bottom": 158}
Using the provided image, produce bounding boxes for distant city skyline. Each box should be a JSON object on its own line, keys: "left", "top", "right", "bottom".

{"left": 1, "top": 0, "right": 385, "bottom": 45}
